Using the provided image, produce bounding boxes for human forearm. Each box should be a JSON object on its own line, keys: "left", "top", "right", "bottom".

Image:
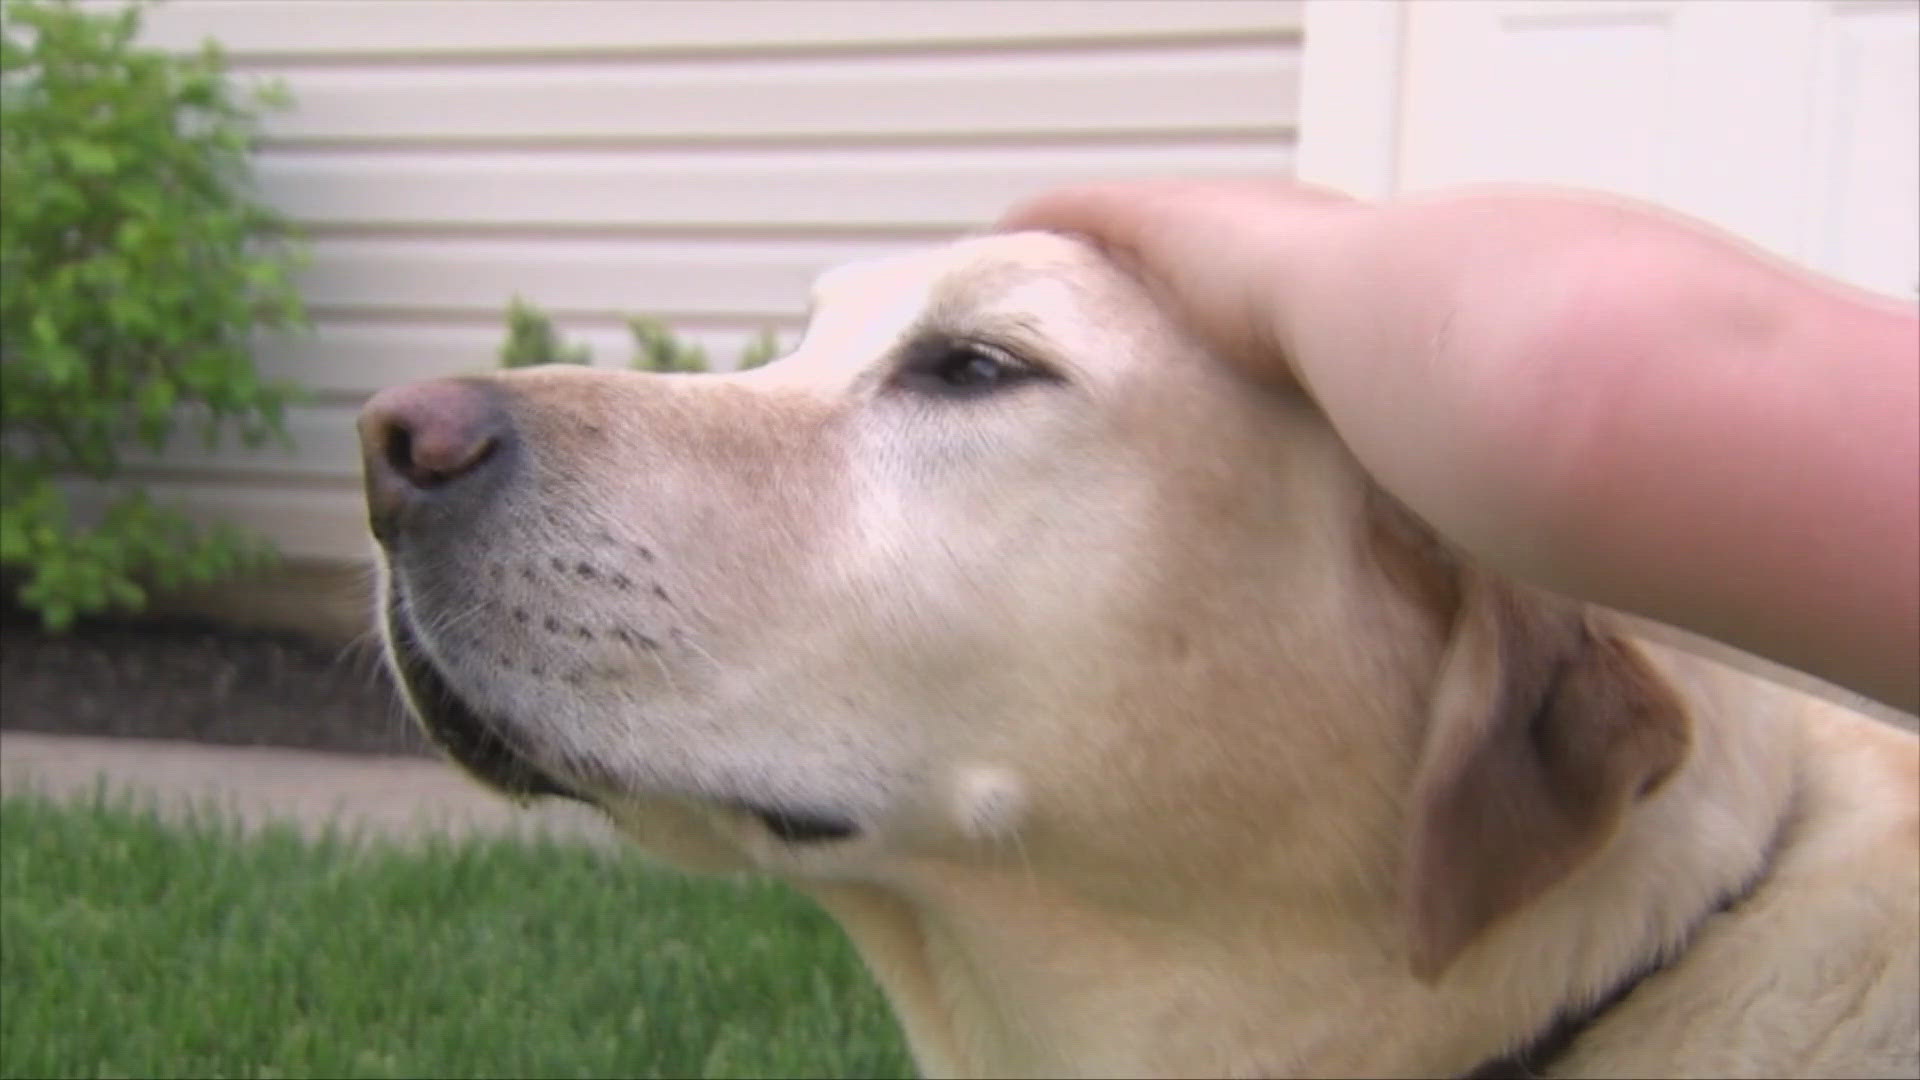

{"left": 1277, "top": 191, "right": 1918, "bottom": 711}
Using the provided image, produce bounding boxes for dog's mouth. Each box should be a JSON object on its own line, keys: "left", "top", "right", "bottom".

{"left": 727, "top": 803, "right": 859, "bottom": 843}
{"left": 383, "top": 591, "right": 581, "bottom": 801}
{"left": 381, "top": 589, "right": 859, "bottom": 844}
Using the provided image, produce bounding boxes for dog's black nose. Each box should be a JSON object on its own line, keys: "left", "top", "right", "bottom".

{"left": 358, "top": 378, "right": 512, "bottom": 544}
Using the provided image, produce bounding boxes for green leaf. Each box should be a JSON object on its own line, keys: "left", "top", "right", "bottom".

{"left": 41, "top": 600, "right": 75, "bottom": 633}
{"left": 61, "top": 139, "right": 116, "bottom": 175}
{"left": 107, "top": 577, "right": 145, "bottom": 608}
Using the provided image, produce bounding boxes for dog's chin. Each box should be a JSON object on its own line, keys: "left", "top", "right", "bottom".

{"left": 380, "top": 589, "right": 861, "bottom": 844}
{"left": 382, "top": 592, "right": 583, "bottom": 801}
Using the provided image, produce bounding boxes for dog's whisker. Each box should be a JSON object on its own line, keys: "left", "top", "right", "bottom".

{"left": 642, "top": 644, "right": 682, "bottom": 697}
{"left": 669, "top": 630, "right": 724, "bottom": 677}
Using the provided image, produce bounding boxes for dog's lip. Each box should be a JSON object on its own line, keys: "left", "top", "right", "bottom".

{"left": 384, "top": 591, "right": 582, "bottom": 802}
{"left": 729, "top": 802, "right": 860, "bottom": 843}
{"left": 384, "top": 588, "right": 861, "bottom": 843}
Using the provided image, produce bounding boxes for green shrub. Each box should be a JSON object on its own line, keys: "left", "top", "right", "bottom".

{"left": 629, "top": 316, "right": 709, "bottom": 374}
{"left": 499, "top": 295, "right": 590, "bottom": 367}
{"left": 497, "top": 298, "right": 785, "bottom": 374}
{"left": 736, "top": 326, "right": 782, "bottom": 371}
{"left": 0, "top": 0, "right": 307, "bottom": 630}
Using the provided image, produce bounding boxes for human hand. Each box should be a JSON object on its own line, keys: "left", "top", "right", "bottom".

{"left": 1000, "top": 179, "right": 1365, "bottom": 381}
{"left": 1000, "top": 180, "right": 1919, "bottom": 713}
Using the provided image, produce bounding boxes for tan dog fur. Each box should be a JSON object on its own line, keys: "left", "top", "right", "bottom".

{"left": 371, "top": 233, "right": 1919, "bottom": 1078}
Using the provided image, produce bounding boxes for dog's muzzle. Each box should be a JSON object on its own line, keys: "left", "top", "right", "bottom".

{"left": 357, "top": 377, "right": 580, "bottom": 798}
{"left": 355, "top": 377, "right": 860, "bottom": 844}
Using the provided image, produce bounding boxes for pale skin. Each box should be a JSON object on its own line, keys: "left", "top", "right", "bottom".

{"left": 999, "top": 181, "right": 1918, "bottom": 714}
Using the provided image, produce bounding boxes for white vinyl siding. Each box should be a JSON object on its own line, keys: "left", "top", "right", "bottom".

{"left": 81, "top": 0, "right": 1301, "bottom": 561}
{"left": 1299, "top": 0, "right": 1918, "bottom": 297}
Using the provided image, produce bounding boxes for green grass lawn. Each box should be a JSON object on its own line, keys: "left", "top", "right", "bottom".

{"left": 0, "top": 792, "right": 912, "bottom": 1079}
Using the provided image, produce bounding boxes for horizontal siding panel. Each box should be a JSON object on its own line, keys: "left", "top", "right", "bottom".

{"left": 65, "top": 477, "right": 372, "bottom": 562}
{"left": 125, "top": 1, "right": 1301, "bottom": 58}
{"left": 295, "top": 236, "right": 913, "bottom": 321}
{"left": 70, "top": 0, "right": 1302, "bottom": 563}
{"left": 258, "top": 322, "right": 800, "bottom": 395}
{"left": 257, "top": 46, "right": 1298, "bottom": 144}
{"left": 258, "top": 143, "right": 1296, "bottom": 230}
{"left": 126, "top": 404, "right": 367, "bottom": 481}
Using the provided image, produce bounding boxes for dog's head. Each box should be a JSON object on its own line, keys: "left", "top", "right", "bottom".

{"left": 362, "top": 232, "right": 1687, "bottom": 980}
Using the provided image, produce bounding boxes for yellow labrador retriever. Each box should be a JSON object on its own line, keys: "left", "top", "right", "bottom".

{"left": 358, "top": 233, "right": 1918, "bottom": 1078}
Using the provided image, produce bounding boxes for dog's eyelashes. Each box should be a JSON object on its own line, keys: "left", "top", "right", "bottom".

{"left": 895, "top": 338, "right": 1050, "bottom": 400}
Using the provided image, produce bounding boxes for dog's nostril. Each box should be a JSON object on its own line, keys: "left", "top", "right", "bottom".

{"left": 388, "top": 420, "right": 498, "bottom": 488}
{"left": 383, "top": 425, "right": 416, "bottom": 480}
{"left": 387, "top": 425, "right": 496, "bottom": 489}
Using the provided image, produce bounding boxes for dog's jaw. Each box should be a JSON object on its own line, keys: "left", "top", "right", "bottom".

{"left": 811, "top": 651, "right": 1806, "bottom": 1078}
{"left": 377, "top": 550, "right": 881, "bottom": 853}
{"left": 380, "top": 582, "right": 581, "bottom": 801}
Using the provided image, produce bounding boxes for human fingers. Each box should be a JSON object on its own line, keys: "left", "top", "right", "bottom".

{"left": 996, "top": 178, "right": 1361, "bottom": 375}
{"left": 995, "top": 177, "right": 1354, "bottom": 242}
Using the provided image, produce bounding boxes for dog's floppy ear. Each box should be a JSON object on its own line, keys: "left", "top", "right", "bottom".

{"left": 1403, "top": 575, "right": 1691, "bottom": 982}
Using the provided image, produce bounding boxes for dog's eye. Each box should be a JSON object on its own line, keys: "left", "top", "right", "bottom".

{"left": 937, "top": 346, "right": 1007, "bottom": 390}
{"left": 896, "top": 339, "right": 1046, "bottom": 399}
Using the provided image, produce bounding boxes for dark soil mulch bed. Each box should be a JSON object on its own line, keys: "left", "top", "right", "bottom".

{"left": 0, "top": 603, "right": 431, "bottom": 757}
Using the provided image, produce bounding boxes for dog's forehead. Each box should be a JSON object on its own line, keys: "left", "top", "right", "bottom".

{"left": 813, "top": 231, "right": 1104, "bottom": 306}
{"left": 783, "top": 232, "right": 1120, "bottom": 381}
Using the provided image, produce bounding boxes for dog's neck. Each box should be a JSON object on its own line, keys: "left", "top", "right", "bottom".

{"left": 808, "top": 642, "right": 1804, "bottom": 1078}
